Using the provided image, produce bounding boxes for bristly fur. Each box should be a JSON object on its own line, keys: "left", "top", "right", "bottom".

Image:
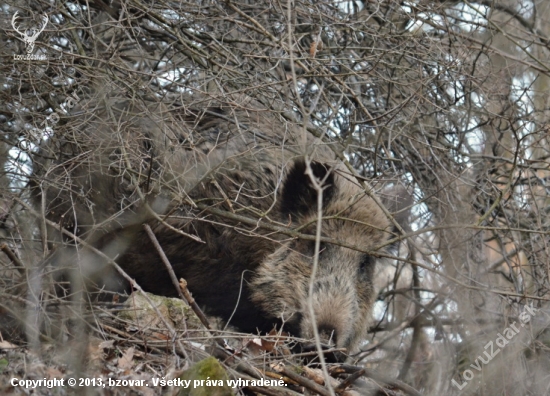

{"left": 33, "top": 97, "right": 407, "bottom": 354}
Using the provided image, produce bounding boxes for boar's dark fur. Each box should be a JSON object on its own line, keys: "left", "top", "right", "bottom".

{"left": 32, "top": 95, "right": 406, "bottom": 353}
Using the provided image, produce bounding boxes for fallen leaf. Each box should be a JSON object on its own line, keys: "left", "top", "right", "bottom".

{"left": 118, "top": 347, "right": 134, "bottom": 370}
{"left": 0, "top": 340, "right": 17, "bottom": 350}
{"left": 46, "top": 367, "right": 63, "bottom": 378}
{"left": 99, "top": 340, "right": 115, "bottom": 349}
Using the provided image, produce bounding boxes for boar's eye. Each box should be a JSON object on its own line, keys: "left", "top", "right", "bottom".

{"left": 359, "top": 255, "right": 374, "bottom": 276}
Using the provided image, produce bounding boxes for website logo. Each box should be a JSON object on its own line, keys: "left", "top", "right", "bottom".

{"left": 12, "top": 12, "right": 48, "bottom": 60}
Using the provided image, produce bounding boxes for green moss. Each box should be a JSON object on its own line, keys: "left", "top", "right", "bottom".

{"left": 0, "top": 358, "right": 8, "bottom": 373}
{"left": 177, "top": 357, "right": 233, "bottom": 396}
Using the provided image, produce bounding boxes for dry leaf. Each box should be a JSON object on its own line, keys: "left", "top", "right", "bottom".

{"left": 99, "top": 340, "right": 115, "bottom": 349}
{"left": 0, "top": 340, "right": 17, "bottom": 350}
{"left": 310, "top": 41, "right": 318, "bottom": 58}
{"left": 46, "top": 367, "right": 63, "bottom": 378}
{"left": 118, "top": 347, "right": 135, "bottom": 370}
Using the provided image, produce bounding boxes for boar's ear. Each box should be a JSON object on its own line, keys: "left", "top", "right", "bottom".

{"left": 280, "top": 159, "right": 335, "bottom": 218}
{"left": 379, "top": 185, "right": 413, "bottom": 233}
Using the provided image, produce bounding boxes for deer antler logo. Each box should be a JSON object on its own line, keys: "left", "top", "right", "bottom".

{"left": 11, "top": 12, "right": 48, "bottom": 54}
